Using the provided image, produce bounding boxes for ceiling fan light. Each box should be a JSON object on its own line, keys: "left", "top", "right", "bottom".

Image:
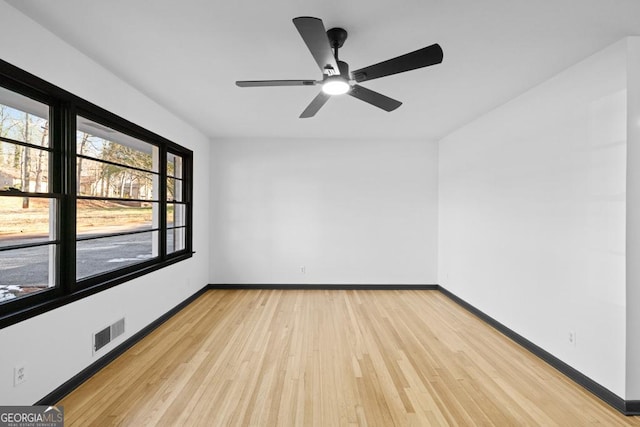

{"left": 322, "top": 78, "right": 350, "bottom": 95}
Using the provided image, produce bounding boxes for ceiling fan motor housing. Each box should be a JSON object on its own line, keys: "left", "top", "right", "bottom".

{"left": 338, "top": 60, "right": 349, "bottom": 76}
{"left": 322, "top": 61, "right": 350, "bottom": 85}
{"left": 326, "top": 60, "right": 349, "bottom": 79}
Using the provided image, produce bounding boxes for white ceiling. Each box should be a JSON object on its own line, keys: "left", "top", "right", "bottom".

{"left": 6, "top": 0, "right": 640, "bottom": 141}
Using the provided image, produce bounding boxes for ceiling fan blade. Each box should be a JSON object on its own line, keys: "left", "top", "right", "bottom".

{"left": 236, "top": 80, "right": 317, "bottom": 87}
{"left": 293, "top": 17, "right": 340, "bottom": 76}
{"left": 349, "top": 84, "right": 402, "bottom": 112}
{"left": 300, "top": 91, "right": 331, "bottom": 118}
{"left": 351, "top": 44, "right": 443, "bottom": 83}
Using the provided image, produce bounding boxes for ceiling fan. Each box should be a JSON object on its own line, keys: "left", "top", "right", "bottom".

{"left": 236, "top": 17, "right": 443, "bottom": 118}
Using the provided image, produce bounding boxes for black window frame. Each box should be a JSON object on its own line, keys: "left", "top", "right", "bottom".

{"left": 0, "top": 59, "right": 193, "bottom": 328}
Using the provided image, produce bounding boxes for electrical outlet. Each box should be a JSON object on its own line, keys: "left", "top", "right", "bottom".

{"left": 14, "top": 364, "right": 26, "bottom": 386}
{"left": 568, "top": 331, "right": 576, "bottom": 346}
{"left": 301, "top": 266, "right": 306, "bottom": 274}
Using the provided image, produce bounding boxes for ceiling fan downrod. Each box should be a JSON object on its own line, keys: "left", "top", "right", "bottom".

{"left": 326, "top": 27, "right": 348, "bottom": 64}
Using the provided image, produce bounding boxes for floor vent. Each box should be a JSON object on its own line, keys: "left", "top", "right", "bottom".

{"left": 94, "top": 318, "right": 125, "bottom": 353}
{"left": 111, "top": 318, "right": 125, "bottom": 339}
{"left": 94, "top": 327, "right": 111, "bottom": 352}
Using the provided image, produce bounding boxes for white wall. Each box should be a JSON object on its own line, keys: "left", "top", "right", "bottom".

{"left": 210, "top": 138, "right": 438, "bottom": 285}
{"left": 0, "top": 2, "right": 210, "bottom": 404}
{"left": 626, "top": 37, "right": 640, "bottom": 401}
{"left": 439, "top": 40, "right": 628, "bottom": 397}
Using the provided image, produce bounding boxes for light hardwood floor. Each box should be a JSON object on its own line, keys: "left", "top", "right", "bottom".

{"left": 59, "top": 289, "right": 640, "bottom": 426}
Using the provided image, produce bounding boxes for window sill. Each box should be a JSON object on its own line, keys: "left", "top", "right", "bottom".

{"left": 0, "top": 252, "right": 193, "bottom": 329}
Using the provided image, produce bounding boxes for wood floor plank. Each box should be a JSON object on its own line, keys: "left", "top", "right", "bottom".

{"left": 59, "top": 289, "right": 640, "bottom": 426}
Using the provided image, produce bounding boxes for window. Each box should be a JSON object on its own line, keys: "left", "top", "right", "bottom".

{"left": 0, "top": 88, "right": 57, "bottom": 304}
{"left": 76, "top": 116, "right": 160, "bottom": 280}
{"left": 0, "top": 60, "right": 193, "bottom": 327}
{"left": 167, "top": 152, "right": 186, "bottom": 253}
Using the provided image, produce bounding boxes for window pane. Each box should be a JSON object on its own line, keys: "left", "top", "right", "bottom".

{"left": 0, "top": 196, "right": 56, "bottom": 247}
{"left": 167, "top": 153, "right": 182, "bottom": 178}
{"left": 0, "top": 86, "right": 49, "bottom": 147}
{"left": 77, "top": 231, "right": 157, "bottom": 280}
{"left": 167, "top": 177, "right": 183, "bottom": 202}
{"left": 167, "top": 227, "right": 185, "bottom": 254}
{"left": 77, "top": 199, "right": 157, "bottom": 236}
{"left": 0, "top": 245, "right": 55, "bottom": 302}
{"left": 77, "top": 116, "right": 158, "bottom": 172}
{"left": 0, "top": 141, "right": 50, "bottom": 192}
{"left": 167, "top": 203, "right": 186, "bottom": 228}
{"left": 77, "top": 158, "right": 155, "bottom": 200}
